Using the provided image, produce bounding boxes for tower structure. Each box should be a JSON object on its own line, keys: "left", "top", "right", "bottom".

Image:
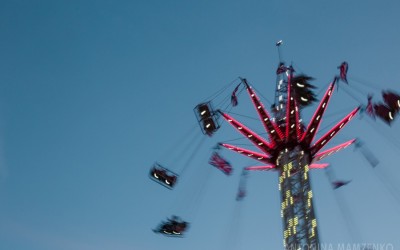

{"left": 218, "top": 63, "right": 359, "bottom": 249}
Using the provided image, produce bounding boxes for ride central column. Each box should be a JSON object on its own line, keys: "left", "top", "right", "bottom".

{"left": 277, "top": 146, "right": 320, "bottom": 250}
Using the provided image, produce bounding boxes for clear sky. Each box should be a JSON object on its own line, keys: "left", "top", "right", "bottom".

{"left": 1, "top": 0, "right": 400, "bottom": 250}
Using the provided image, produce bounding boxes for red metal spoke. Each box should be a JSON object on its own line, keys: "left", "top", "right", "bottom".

{"left": 285, "top": 75, "right": 301, "bottom": 141}
{"left": 243, "top": 79, "right": 283, "bottom": 145}
{"left": 219, "top": 111, "right": 274, "bottom": 155}
{"left": 313, "top": 139, "right": 355, "bottom": 162}
{"left": 245, "top": 165, "right": 276, "bottom": 171}
{"left": 311, "top": 107, "right": 360, "bottom": 155}
{"left": 220, "top": 143, "right": 272, "bottom": 164}
{"left": 309, "top": 163, "right": 329, "bottom": 169}
{"left": 301, "top": 80, "right": 336, "bottom": 145}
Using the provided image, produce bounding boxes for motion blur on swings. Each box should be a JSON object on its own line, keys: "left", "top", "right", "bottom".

{"left": 366, "top": 90, "right": 400, "bottom": 125}
{"left": 153, "top": 215, "right": 189, "bottom": 237}
{"left": 149, "top": 163, "right": 178, "bottom": 189}
{"left": 194, "top": 102, "right": 220, "bottom": 136}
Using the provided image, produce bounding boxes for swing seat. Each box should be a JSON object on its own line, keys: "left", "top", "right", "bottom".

{"left": 149, "top": 163, "right": 178, "bottom": 189}
{"left": 202, "top": 117, "right": 218, "bottom": 136}
{"left": 153, "top": 216, "right": 189, "bottom": 237}
{"left": 374, "top": 103, "right": 396, "bottom": 125}
{"left": 382, "top": 91, "right": 400, "bottom": 112}
{"left": 194, "top": 102, "right": 220, "bottom": 136}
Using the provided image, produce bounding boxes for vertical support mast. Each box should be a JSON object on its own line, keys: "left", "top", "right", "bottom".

{"left": 278, "top": 147, "right": 319, "bottom": 249}
{"left": 274, "top": 41, "right": 289, "bottom": 124}
{"left": 274, "top": 64, "right": 289, "bottom": 124}
{"left": 273, "top": 41, "right": 320, "bottom": 249}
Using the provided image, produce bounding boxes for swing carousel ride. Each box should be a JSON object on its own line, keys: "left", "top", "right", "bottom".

{"left": 148, "top": 42, "right": 400, "bottom": 249}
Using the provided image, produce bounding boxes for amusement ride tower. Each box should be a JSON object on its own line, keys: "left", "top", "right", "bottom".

{"left": 218, "top": 56, "right": 359, "bottom": 249}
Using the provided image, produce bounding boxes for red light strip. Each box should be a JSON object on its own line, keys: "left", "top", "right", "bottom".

{"left": 301, "top": 81, "right": 336, "bottom": 145}
{"left": 313, "top": 139, "right": 356, "bottom": 162}
{"left": 244, "top": 80, "right": 283, "bottom": 145}
{"left": 295, "top": 101, "right": 302, "bottom": 140}
{"left": 285, "top": 74, "right": 298, "bottom": 141}
{"left": 244, "top": 165, "right": 276, "bottom": 171}
{"left": 219, "top": 111, "right": 274, "bottom": 155}
{"left": 311, "top": 107, "right": 360, "bottom": 155}
{"left": 309, "top": 163, "right": 329, "bottom": 169}
{"left": 220, "top": 143, "right": 272, "bottom": 164}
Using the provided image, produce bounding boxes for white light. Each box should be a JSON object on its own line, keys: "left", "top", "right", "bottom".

{"left": 248, "top": 154, "right": 253, "bottom": 156}
{"left": 258, "top": 106, "right": 262, "bottom": 109}
{"left": 316, "top": 115, "right": 320, "bottom": 120}
{"left": 339, "top": 123, "right": 344, "bottom": 128}
{"left": 251, "top": 94, "right": 255, "bottom": 97}
{"left": 328, "top": 90, "right": 332, "bottom": 96}
{"left": 301, "top": 97, "right": 308, "bottom": 102}
{"left": 258, "top": 142, "right": 263, "bottom": 145}
{"left": 310, "top": 128, "right": 315, "bottom": 133}
{"left": 330, "top": 131, "right": 335, "bottom": 137}
{"left": 291, "top": 97, "right": 294, "bottom": 100}
{"left": 321, "top": 140, "right": 326, "bottom": 145}
{"left": 389, "top": 111, "right": 394, "bottom": 120}
{"left": 165, "top": 180, "right": 170, "bottom": 185}
{"left": 322, "top": 103, "right": 326, "bottom": 108}
{"left": 291, "top": 124, "right": 295, "bottom": 128}
{"left": 264, "top": 118, "right": 269, "bottom": 121}
{"left": 154, "top": 173, "right": 158, "bottom": 178}
{"left": 228, "top": 119, "right": 232, "bottom": 122}
{"left": 291, "top": 110, "right": 294, "bottom": 114}
{"left": 279, "top": 95, "right": 283, "bottom": 101}
{"left": 258, "top": 157, "right": 263, "bottom": 160}
{"left": 238, "top": 127, "right": 243, "bottom": 130}
{"left": 297, "top": 83, "right": 305, "bottom": 87}
{"left": 201, "top": 110, "right": 206, "bottom": 115}
{"left": 248, "top": 134, "right": 253, "bottom": 137}
{"left": 206, "top": 123, "right": 211, "bottom": 128}
{"left": 238, "top": 150, "right": 243, "bottom": 153}
{"left": 271, "top": 130, "right": 275, "bottom": 133}
{"left": 398, "top": 100, "right": 400, "bottom": 107}
{"left": 348, "top": 114, "right": 353, "bottom": 120}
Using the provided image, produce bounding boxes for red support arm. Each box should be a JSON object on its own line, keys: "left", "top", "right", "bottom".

{"left": 220, "top": 143, "right": 272, "bottom": 164}
{"left": 219, "top": 111, "right": 274, "bottom": 155}
{"left": 243, "top": 79, "right": 283, "bottom": 145}
{"left": 313, "top": 139, "right": 355, "bottom": 162}
{"left": 285, "top": 75, "right": 301, "bottom": 141}
{"left": 311, "top": 107, "right": 360, "bottom": 155}
{"left": 245, "top": 165, "right": 276, "bottom": 171}
{"left": 301, "top": 80, "right": 336, "bottom": 145}
{"left": 309, "top": 163, "right": 329, "bottom": 169}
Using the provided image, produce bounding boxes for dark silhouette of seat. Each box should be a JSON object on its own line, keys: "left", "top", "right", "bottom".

{"left": 149, "top": 163, "right": 178, "bottom": 189}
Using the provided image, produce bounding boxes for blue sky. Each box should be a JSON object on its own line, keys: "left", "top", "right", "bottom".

{"left": 1, "top": 0, "right": 400, "bottom": 249}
